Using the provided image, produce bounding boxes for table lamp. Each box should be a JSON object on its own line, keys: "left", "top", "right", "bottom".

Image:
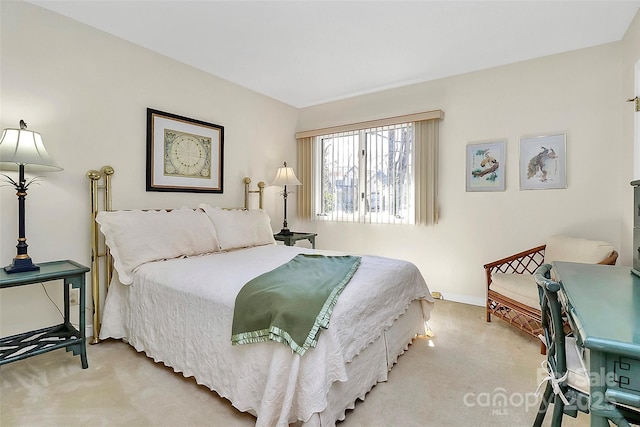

{"left": 0, "top": 120, "right": 62, "bottom": 273}
{"left": 271, "top": 161, "right": 301, "bottom": 236}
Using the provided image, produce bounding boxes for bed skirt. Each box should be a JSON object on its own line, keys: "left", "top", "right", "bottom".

{"left": 300, "top": 299, "right": 425, "bottom": 426}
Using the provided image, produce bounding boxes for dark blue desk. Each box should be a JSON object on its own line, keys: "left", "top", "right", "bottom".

{"left": 554, "top": 261, "right": 640, "bottom": 426}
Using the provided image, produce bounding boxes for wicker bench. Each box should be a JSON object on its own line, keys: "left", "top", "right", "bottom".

{"left": 484, "top": 236, "right": 618, "bottom": 351}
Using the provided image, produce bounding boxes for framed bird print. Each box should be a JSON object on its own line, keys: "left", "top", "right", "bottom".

{"left": 466, "top": 140, "right": 506, "bottom": 192}
{"left": 146, "top": 108, "right": 224, "bottom": 193}
{"left": 519, "top": 133, "right": 566, "bottom": 190}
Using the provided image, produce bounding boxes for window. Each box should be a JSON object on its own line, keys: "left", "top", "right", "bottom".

{"left": 315, "top": 123, "right": 414, "bottom": 224}
{"left": 296, "top": 109, "right": 443, "bottom": 226}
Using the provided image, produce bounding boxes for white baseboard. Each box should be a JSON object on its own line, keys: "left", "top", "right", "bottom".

{"left": 438, "top": 292, "right": 485, "bottom": 307}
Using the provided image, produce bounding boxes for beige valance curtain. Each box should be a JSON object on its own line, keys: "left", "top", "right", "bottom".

{"left": 296, "top": 109, "right": 443, "bottom": 224}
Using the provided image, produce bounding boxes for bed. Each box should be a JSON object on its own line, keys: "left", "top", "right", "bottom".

{"left": 87, "top": 167, "right": 435, "bottom": 427}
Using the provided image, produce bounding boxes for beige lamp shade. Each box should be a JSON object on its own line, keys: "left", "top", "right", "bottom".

{"left": 271, "top": 162, "right": 301, "bottom": 187}
{"left": 0, "top": 123, "right": 62, "bottom": 172}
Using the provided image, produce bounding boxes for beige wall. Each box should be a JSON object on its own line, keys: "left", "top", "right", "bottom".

{"left": 619, "top": 11, "right": 640, "bottom": 273}
{"left": 0, "top": 1, "right": 298, "bottom": 334}
{"left": 297, "top": 13, "right": 640, "bottom": 304}
{"left": 1, "top": 2, "right": 638, "bottom": 336}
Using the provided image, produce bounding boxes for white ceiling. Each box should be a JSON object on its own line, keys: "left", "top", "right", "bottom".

{"left": 29, "top": 1, "right": 640, "bottom": 108}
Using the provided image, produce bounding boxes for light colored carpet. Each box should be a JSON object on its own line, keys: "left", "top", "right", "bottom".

{"left": 0, "top": 300, "right": 588, "bottom": 426}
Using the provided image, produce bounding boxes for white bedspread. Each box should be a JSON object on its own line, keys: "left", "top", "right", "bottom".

{"left": 100, "top": 244, "right": 433, "bottom": 426}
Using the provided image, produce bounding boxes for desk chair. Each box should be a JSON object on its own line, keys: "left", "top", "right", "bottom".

{"left": 533, "top": 264, "right": 639, "bottom": 427}
{"left": 533, "top": 264, "right": 590, "bottom": 426}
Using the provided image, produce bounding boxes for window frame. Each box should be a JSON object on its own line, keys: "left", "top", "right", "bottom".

{"left": 313, "top": 122, "right": 415, "bottom": 225}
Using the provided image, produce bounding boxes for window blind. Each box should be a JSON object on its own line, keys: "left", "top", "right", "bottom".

{"left": 297, "top": 110, "right": 443, "bottom": 225}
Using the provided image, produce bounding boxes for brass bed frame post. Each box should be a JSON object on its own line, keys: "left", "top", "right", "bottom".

{"left": 103, "top": 167, "right": 114, "bottom": 292}
{"left": 87, "top": 170, "right": 100, "bottom": 344}
{"left": 243, "top": 177, "right": 265, "bottom": 209}
{"left": 86, "top": 166, "right": 114, "bottom": 344}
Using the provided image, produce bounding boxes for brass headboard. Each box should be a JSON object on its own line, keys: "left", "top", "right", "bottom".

{"left": 86, "top": 168, "right": 265, "bottom": 344}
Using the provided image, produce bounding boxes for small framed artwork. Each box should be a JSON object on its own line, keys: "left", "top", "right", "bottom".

{"left": 146, "top": 108, "right": 224, "bottom": 193}
{"left": 466, "top": 140, "right": 506, "bottom": 192}
{"left": 519, "top": 133, "right": 566, "bottom": 190}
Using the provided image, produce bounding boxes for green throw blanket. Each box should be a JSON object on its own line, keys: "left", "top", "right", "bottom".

{"left": 231, "top": 254, "right": 362, "bottom": 356}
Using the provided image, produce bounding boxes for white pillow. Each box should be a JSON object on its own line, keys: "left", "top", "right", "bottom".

{"left": 96, "top": 207, "right": 220, "bottom": 285}
{"left": 199, "top": 204, "right": 275, "bottom": 251}
{"left": 544, "top": 235, "right": 614, "bottom": 265}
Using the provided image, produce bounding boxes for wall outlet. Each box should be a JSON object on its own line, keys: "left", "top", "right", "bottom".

{"left": 70, "top": 288, "right": 80, "bottom": 306}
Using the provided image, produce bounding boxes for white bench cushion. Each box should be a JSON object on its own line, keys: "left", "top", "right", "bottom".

{"left": 544, "top": 235, "right": 614, "bottom": 265}
{"left": 490, "top": 273, "right": 539, "bottom": 308}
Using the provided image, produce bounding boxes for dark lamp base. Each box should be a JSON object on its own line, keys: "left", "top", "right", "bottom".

{"left": 4, "top": 257, "right": 40, "bottom": 274}
{"left": 277, "top": 228, "right": 294, "bottom": 236}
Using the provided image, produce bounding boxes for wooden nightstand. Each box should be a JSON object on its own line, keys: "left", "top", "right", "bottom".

{"left": 274, "top": 232, "right": 317, "bottom": 249}
{"left": 0, "top": 260, "right": 90, "bottom": 369}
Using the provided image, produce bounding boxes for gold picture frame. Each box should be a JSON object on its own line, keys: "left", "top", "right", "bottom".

{"left": 146, "top": 108, "right": 224, "bottom": 193}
